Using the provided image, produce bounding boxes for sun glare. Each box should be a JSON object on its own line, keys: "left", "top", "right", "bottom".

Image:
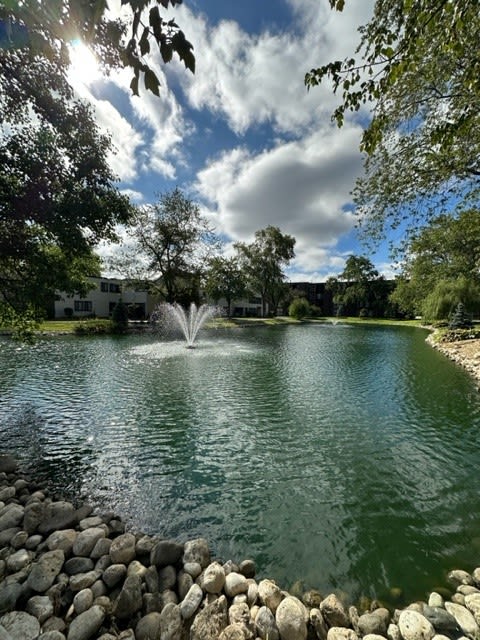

{"left": 68, "top": 40, "right": 100, "bottom": 86}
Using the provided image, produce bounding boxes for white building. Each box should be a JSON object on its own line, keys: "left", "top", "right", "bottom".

{"left": 55, "top": 277, "right": 155, "bottom": 319}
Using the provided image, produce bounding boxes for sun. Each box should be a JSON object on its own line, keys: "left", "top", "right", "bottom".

{"left": 68, "top": 39, "right": 100, "bottom": 86}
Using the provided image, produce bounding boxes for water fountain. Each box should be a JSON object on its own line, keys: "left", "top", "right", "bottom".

{"left": 152, "top": 302, "right": 219, "bottom": 348}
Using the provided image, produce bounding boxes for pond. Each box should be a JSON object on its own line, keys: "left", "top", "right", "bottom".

{"left": 1, "top": 324, "right": 480, "bottom": 605}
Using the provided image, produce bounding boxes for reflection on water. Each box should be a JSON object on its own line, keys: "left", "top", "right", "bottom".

{"left": 1, "top": 326, "right": 480, "bottom": 604}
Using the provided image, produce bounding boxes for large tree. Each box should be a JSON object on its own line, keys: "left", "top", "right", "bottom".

{"left": 235, "top": 226, "right": 295, "bottom": 317}
{"left": 306, "top": 1, "right": 480, "bottom": 244}
{"left": 390, "top": 209, "right": 480, "bottom": 320}
{"left": 113, "top": 188, "right": 218, "bottom": 304}
{"left": 203, "top": 256, "right": 247, "bottom": 318}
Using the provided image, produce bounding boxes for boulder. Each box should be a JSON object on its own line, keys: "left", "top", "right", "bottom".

{"left": 275, "top": 596, "right": 308, "bottom": 640}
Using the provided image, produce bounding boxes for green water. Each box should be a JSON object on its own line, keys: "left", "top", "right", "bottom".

{"left": 1, "top": 324, "right": 480, "bottom": 605}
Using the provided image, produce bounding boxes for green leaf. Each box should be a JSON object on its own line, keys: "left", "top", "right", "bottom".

{"left": 144, "top": 68, "right": 160, "bottom": 95}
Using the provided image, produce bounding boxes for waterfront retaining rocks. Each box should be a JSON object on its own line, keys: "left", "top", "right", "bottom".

{"left": 2, "top": 453, "right": 480, "bottom": 640}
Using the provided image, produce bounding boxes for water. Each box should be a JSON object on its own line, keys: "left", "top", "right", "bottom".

{"left": 1, "top": 324, "right": 480, "bottom": 605}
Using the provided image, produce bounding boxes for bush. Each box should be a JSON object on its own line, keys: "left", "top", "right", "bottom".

{"left": 74, "top": 320, "right": 113, "bottom": 335}
{"left": 449, "top": 302, "right": 473, "bottom": 329}
{"left": 111, "top": 299, "right": 129, "bottom": 333}
{"left": 359, "top": 308, "right": 369, "bottom": 318}
{"left": 288, "top": 297, "right": 311, "bottom": 320}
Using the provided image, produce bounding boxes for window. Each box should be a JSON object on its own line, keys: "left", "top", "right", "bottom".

{"left": 109, "top": 283, "right": 121, "bottom": 293}
{"left": 74, "top": 301, "right": 92, "bottom": 312}
{"left": 100, "top": 282, "right": 109, "bottom": 292}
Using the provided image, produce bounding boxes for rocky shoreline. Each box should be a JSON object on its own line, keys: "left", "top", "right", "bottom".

{"left": 426, "top": 335, "right": 480, "bottom": 388}
{"left": 3, "top": 456, "right": 480, "bottom": 640}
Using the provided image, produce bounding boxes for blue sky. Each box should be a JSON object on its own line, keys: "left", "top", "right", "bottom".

{"left": 68, "top": 0, "right": 394, "bottom": 282}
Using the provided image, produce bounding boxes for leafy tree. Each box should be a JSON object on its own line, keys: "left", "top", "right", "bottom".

{"left": 390, "top": 209, "right": 480, "bottom": 318}
{"left": 306, "top": 1, "right": 480, "bottom": 243}
{"left": 235, "top": 226, "right": 296, "bottom": 317}
{"left": 204, "top": 256, "right": 247, "bottom": 317}
{"left": 326, "top": 255, "right": 388, "bottom": 317}
{"left": 288, "top": 297, "right": 311, "bottom": 321}
{"left": 0, "top": 0, "right": 194, "bottom": 99}
{"left": 449, "top": 302, "right": 473, "bottom": 330}
{"left": 111, "top": 299, "right": 129, "bottom": 333}
{"left": 421, "top": 278, "right": 480, "bottom": 323}
{"left": 113, "top": 188, "right": 219, "bottom": 304}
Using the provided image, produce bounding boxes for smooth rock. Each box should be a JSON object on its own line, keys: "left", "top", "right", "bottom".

{"left": 72, "top": 528, "right": 105, "bottom": 557}
{"left": 320, "top": 594, "right": 350, "bottom": 628}
{"left": 38, "top": 631, "right": 67, "bottom": 640}
{"left": 158, "top": 564, "right": 177, "bottom": 591}
{"left": 448, "top": 571, "right": 474, "bottom": 588}
{"left": 310, "top": 608, "right": 329, "bottom": 640}
{"left": 0, "top": 611, "right": 40, "bottom": 640}
{"left": 6, "top": 549, "right": 33, "bottom": 573}
{"left": 203, "top": 561, "right": 226, "bottom": 594}
{"left": 183, "top": 538, "right": 210, "bottom": 569}
{"left": 358, "top": 611, "right": 389, "bottom": 636}
{"left": 0, "top": 504, "right": 24, "bottom": 531}
{"left": 387, "top": 623, "right": 401, "bottom": 640}
{"left": 398, "top": 609, "right": 435, "bottom": 640}
{"left": 428, "top": 593, "right": 444, "bottom": 608}
{"left": 224, "top": 572, "right": 248, "bottom": 598}
{"left": 103, "top": 563, "right": 127, "bottom": 588}
{"left": 109, "top": 533, "right": 136, "bottom": 565}
{"left": 258, "top": 579, "right": 283, "bottom": 613}
{"left": 238, "top": 559, "right": 256, "bottom": 579}
{"left": 180, "top": 583, "right": 203, "bottom": 619}
{"left": 66, "top": 604, "right": 105, "bottom": 640}
{"left": 46, "top": 529, "right": 77, "bottom": 554}
{"left": 27, "top": 549, "right": 65, "bottom": 592}
{"left": 26, "top": 594, "right": 54, "bottom": 623}
{"left": 276, "top": 596, "right": 308, "bottom": 640}
{"left": 73, "top": 589, "right": 94, "bottom": 615}
{"left": 150, "top": 539, "right": 184, "bottom": 568}
{"left": 422, "top": 606, "right": 460, "bottom": 634}
{"left": 218, "top": 624, "right": 247, "bottom": 640}
{"left": 0, "top": 581, "right": 23, "bottom": 614}
{"left": 256, "top": 605, "right": 280, "bottom": 640}
{"left": 177, "top": 570, "right": 193, "bottom": 600}
{"left": 64, "top": 557, "right": 94, "bottom": 576}
{"left": 69, "top": 570, "right": 100, "bottom": 592}
{"left": 444, "top": 602, "right": 480, "bottom": 639}
{"left": 113, "top": 574, "right": 143, "bottom": 619}
{"left": 135, "top": 612, "right": 162, "bottom": 640}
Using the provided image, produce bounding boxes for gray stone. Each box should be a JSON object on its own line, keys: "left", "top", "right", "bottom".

{"left": 218, "top": 624, "right": 247, "bottom": 640}
{"left": 0, "top": 504, "right": 24, "bottom": 531}
{"left": 90, "top": 537, "right": 111, "bottom": 559}
{"left": 73, "top": 588, "right": 94, "bottom": 615}
{"left": 358, "top": 610, "right": 389, "bottom": 636}
{"left": 465, "top": 593, "right": 480, "bottom": 623}
{"left": 183, "top": 561, "right": 202, "bottom": 578}
{"left": 79, "top": 516, "right": 103, "bottom": 530}
{"left": 113, "top": 574, "right": 143, "bottom": 619}
{"left": 25, "top": 534, "right": 43, "bottom": 550}
{"left": 11, "top": 530, "right": 29, "bottom": 549}
{"left": 94, "top": 555, "right": 111, "bottom": 572}
{"left": 46, "top": 529, "right": 77, "bottom": 554}
{"left": 26, "top": 594, "right": 54, "bottom": 623}
{"left": 177, "top": 570, "right": 193, "bottom": 600}
{"left": 38, "top": 502, "right": 78, "bottom": 536}
{"left": 0, "top": 581, "right": 23, "bottom": 614}
{"left": 103, "top": 563, "right": 127, "bottom": 588}
{"left": 276, "top": 596, "right": 308, "bottom": 640}
{"left": 238, "top": 559, "right": 256, "bottom": 579}
{"left": 136, "top": 535, "right": 155, "bottom": 557}
{"left": 428, "top": 593, "right": 444, "bottom": 608}
{"left": 190, "top": 594, "right": 228, "bottom": 640}
{"left": 310, "top": 608, "right": 328, "bottom": 640}
{"left": 422, "top": 606, "right": 460, "bottom": 634}
{"left": 109, "top": 533, "right": 136, "bottom": 565}
{"left": 66, "top": 604, "right": 105, "bottom": 640}
{"left": 0, "top": 527, "right": 20, "bottom": 547}
{"left": 27, "top": 549, "right": 65, "bottom": 592}
{"left": 180, "top": 583, "right": 203, "bottom": 619}
{"left": 258, "top": 579, "right": 283, "bottom": 614}
{"left": 0, "top": 487, "right": 15, "bottom": 502}
{"left": 159, "top": 603, "right": 183, "bottom": 640}
{"left": 150, "top": 539, "right": 184, "bottom": 568}
{"left": 38, "top": 631, "right": 67, "bottom": 640}
{"left": 64, "top": 557, "right": 94, "bottom": 575}
{"left": 247, "top": 581, "right": 258, "bottom": 606}
{"left": 398, "top": 610, "right": 435, "bottom": 640}
{"left": 144, "top": 565, "right": 159, "bottom": 593}
{"left": 127, "top": 560, "right": 147, "bottom": 579}
{"left": 72, "top": 528, "right": 105, "bottom": 557}
{"left": 135, "top": 612, "right": 162, "bottom": 640}
{"left": 23, "top": 501, "right": 45, "bottom": 534}
{"left": 158, "top": 565, "right": 177, "bottom": 591}
{"left": 387, "top": 623, "right": 401, "bottom": 640}
{"left": 6, "top": 549, "right": 33, "bottom": 573}
{"left": 256, "top": 605, "right": 280, "bottom": 640}
{"left": 444, "top": 602, "right": 480, "bottom": 639}
{"left": 0, "top": 611, "right": 40, "bottom": 640}
{"left": 203, "top": 562, "right": 226, "bottom": 594}
{"left": 183, "top": 538, "right": 210, "bottom": 569}
{"left": 320, "top": 594, "right": 350, "bottom": 629}
{"left": 69, "top": 570, "right": 100, "bottom": 592}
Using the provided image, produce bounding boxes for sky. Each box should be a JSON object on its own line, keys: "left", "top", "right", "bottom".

{"left": 68, "top": 0, "right": 396, "bottom": 283}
